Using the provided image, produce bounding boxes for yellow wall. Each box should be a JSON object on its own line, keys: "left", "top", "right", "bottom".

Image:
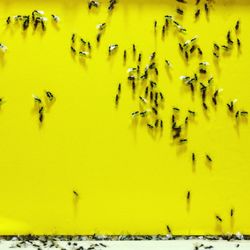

{"left": 0, "top": 0, "right": 249, "bottom": 235}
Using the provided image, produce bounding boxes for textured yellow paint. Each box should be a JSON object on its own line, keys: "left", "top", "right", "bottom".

{"left": 0, "top": 0, "right": 249, "bottom": 235}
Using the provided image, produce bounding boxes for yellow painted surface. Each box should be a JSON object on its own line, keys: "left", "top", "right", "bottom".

{"left": 0, "top": 0, "right": 249, "bottom": 235}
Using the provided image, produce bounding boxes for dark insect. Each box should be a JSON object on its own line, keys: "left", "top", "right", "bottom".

{"left": 166, "top": 225, "right": 172, "bottom": 234}
{"left": 159, "top": 92, "right": 164, "bottom": 100}
{"left": 150, "top": 91, "right": 153, "bottom": 101}
{"left": 23, "top": 17, "right": 30, "bottom": 30}
{"left": 115, "top": 94, "right": 119, "bottom": 105}
{"left": 200, "top": 69, "right": 206, "bottom": 74}
{"left": 88, "top": 0, "right": 99, "bottom": 9}
{"left": 185, "top": 51, "right": 189, "bottom": 60}
{"left": 118, "top": 83, "right": 121, "bottom": 94}
{"left": 39, "top": 112, "right": 44, "bottom": 123}
{"left": 214, "top": 43, "right": 220, "bottom": 50}
{"left": 203, "top": 102, "right": 208, "bottom": 110}
{"left": 160, "top": 120, "right": 163, "bottom": 128}
{"left": 235, "top": 111, "right": 239, "bottom": 118}
{"left": 227, "top": 101, "right": 234, "bottom": 112}
{"left": 179, "top": 43, "right": 183, "bottom": 52}
{"left": 147, "top": 124, "right": 154, "bottom": 129}
{"left": 145, "top": 86, "right": 149, "bottom": 97}
{"left": 132, "top": 81, "right": 136, "bottom": 92}
{"left": 154, "top": 20, "right": 157, "bottom": 30}
{"left": 150, "top": 51, "right": 156, "bottom": 60}
{"left": 197, "top": 47, "right": 203, "bottom": 55}
{"left": 196, "top": 0, "right": 200, "bottom": 4}
{"left": 212, "top": 97, "right": 217, "bottom": 105}
{"left": 190, "top": 45, "right": 196, "bottom": 53}
{"left": 204, "top": 246, "right": 214, "bottom": 249}
{"left": 187, "top": 191, "right": 190, "bottom": 200}
{"left": 237, "top": 38, "right": 241, "bottom": 47}
{"left": 231, "top": 208, "right": 234, "bottom": 217}
{"left": 192, "top": 153, "right": 195, "bottom": 162}
{"left": 176, "top": 0, "right": 187, "bottom": 3}
{"left": 185, "top": 116, "right": 188, "bottom": 124}
{"left": 71, "top": 46, "right": 76, "bottom": 53}
{"left": 138, "top": 53, "right": 142, "bottom": 63}
{"left": 235, "top": 20, "right": 240, "bottom": 31}
{"left": 188, "top": 110, "right": 195, "bottom": 115}
{"left": 179, "top": 138, "right": 188, "bottom": 143}
{"left": 97, "top": 33, "right": 101, "bottom": 43}
{"left": 6, "top": 16, "right": 11, "bottom": 24}
{"left": 88, "top": 42, "right": 92, "bottom": 50}
{"left": 204, "top": 3, "right": 208, "bottom": 13}
{"left": 71, "top": 33, "right": 76, "bottom": 43}
{"left": 206, "top": 154, "right": 212, "bottom": 162}
{"left": 195, "top": 9, "right": 200, "bottom": 18}
{"left": 213, "top": 52, "right": 219, "bottom": 58}
{"left": 73, "top": 190, "right": 79, "bottom": 196}
{"left": 152, "top": 107, "right": 158, "bottom": 115}
{"left": 123, "top": 50, "right": 127, "bottom": 61}
{"left": 133, "top": 44, "right": 136, "bottom": 55}
{"left": 155, "top": 119, "right": 159, "bottom": 127}
{"left": 155, "top": 68, "right": 158, "bottom": 75}
{"left": 177, "top": 8, "right": 184, "bottom": 15}
{"left": 216, "top": 215, "right": 222, "bottom": 222}
{"left": 241, "top": 111, "right": 248, "bottom": 115}
{"left": 46, "top": 91, "right": 54, "bottom": 101}
{"left": 162, "top": 25, "right": 165, "bottom": 36}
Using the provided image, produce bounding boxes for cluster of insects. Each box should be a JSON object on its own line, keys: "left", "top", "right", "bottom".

{"left": 6, "top": 10, "right": 60, "bottom": 31}
{"left": 32, "top": 91, "right": 55, "bottom": 124}
{"left": 71, "top": 33, "right": 92, "bottom": 58}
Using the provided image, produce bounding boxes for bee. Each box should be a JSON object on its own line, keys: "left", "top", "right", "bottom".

{"left": 206, "top": 154, "right": 212, "bottom": 162}
{"left": 23, "top": 16, "right": 30, "bottom": 30}
{"left": 73, "top": 190, "right": 79, "bottom": 196}
{"left": 51, "top": 14, "right": 60, "bottom": 22}
{"left": 235, "top": 20, "right": 240, "bottom": 31}
{"left": 216, "top": 215, "right": 222, "bottom": 222}
{"left": 6, "top": 16, "right": 11, "bottom": 24}
{"left": 195, "top": 9, "right": 200, "bottom": 18}
{"left": 187, "top": 191, "right": 190, "bottom": 200}
{"left": 108, "top": 44, "right": 118, "bottom": 54}
{"left": 88, "top": 0, "right": 99, "bottom": 9}
{"left": 45, "top": 91, "right": 54, "bottom": 101}
{"left": 177, "top": 8, "right": 184, "bottom": 15}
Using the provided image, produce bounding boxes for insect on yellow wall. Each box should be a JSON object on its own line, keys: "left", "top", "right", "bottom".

{"left": 0, "top": 0, "right": 249, "bottom": 235}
